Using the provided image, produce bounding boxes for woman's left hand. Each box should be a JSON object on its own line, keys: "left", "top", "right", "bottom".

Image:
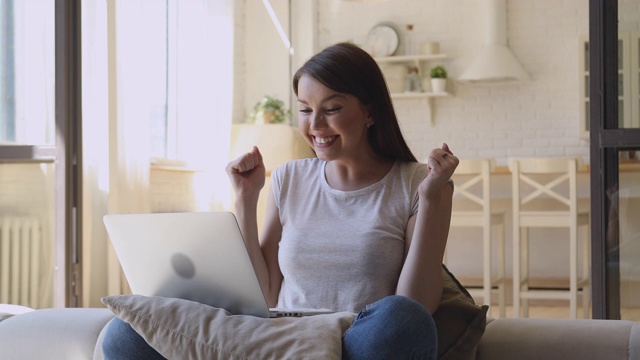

{"left": 419, "top": 143, "right": 459, "bottom": 199}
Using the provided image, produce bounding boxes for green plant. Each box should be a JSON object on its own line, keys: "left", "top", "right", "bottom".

{"left": 430, "top": 65, "right": 448, "bottom": 79}
{"left": 249, "top": 96, "right": 289, "bottom": 124}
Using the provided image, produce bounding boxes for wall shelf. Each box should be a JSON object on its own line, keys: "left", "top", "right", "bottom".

{"left": 375, "top": 54, "right": 451, "bottom": 124}
{"left": 390, "top": 91, "right": 450, "bottom": 99}
{"left": 375, "top": 54, "right": 447, "bottom": 64}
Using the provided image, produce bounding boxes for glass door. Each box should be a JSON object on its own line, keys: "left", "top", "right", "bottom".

{"left": 0, "top": 0, "right": 57, "bottom": 309}
{"left": 590, "top": 0, "right": 640, "bottom": 320}
{"left": 0, "top": 0, "right": 82, "bottom": 308}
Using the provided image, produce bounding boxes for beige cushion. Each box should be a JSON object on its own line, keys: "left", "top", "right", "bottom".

{"left": 435, "top": 264, "right": 489, "bottom": 360}
{"left": 103, "top": 265, "right": 487, "bottom": 360}
{"left": 101, "top": 295, "right": 355, "bottom": 360}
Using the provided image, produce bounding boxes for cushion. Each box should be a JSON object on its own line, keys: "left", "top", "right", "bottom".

{"left": 0, "top": 304, "right": 34, "bottom": 315}
{"left": 0, "top": 304, "right": 34, "bottom": 324}
{"left": 435, "top": 264, "right": 489, "bottom": 360}
{"left": 101, "top": 295, "right": 355, "bottom": 360}
{"left": 102, "top": 265, "right": 487, "bottom": 360}
{"left": 0, "top": 313, "right": 14, "bottom": 323}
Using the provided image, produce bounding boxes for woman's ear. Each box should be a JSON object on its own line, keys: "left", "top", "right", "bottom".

{"left": 365, "top": 105, "right": 374, "bottom": 121}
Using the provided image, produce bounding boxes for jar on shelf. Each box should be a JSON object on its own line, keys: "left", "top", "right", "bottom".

{"left": 405, "top": 67, "right": 422, "bottom": 92}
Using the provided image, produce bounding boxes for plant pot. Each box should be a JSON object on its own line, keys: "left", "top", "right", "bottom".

{"left": 254, "top": 110, "right": 276, "bottom": 124}
{"left": 431, "top": 78, "right": 447, "bottom": 93}
{"left": 262, "top": 110, "right": 276, "bottom": 124}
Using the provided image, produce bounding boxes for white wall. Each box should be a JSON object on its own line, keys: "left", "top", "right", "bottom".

{"left": 240, "top": 0, "right": 292, "bottom": 124}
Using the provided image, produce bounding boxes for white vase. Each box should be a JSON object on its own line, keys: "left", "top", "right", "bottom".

{"left": 431, "top": 78, "right": 447, "bottom": 93}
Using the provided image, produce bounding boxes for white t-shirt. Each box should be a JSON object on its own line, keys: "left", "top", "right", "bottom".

{"left": 271, "top": 158, "right": 429, "bottom": 313}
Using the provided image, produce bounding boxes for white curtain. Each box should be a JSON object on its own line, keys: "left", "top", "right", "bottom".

{"left": 81, "top": 0, "right": 234, "bottom": 306}
{"left": 173, "top": 0, "right": 234, "bottom": 212}
{"left": 81, "top": 0, "right": 110, "bottom": 307}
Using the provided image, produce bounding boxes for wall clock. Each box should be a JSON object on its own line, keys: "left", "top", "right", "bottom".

{"left": 366, "top": 23, "right": 399, "bottom": 57}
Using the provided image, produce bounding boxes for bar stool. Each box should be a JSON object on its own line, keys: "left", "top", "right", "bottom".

{"left": 509, "top": 157, "right": 590, "bottom": 319}
{"left": 448, "top": 158, "right": 506, "bottom": 318}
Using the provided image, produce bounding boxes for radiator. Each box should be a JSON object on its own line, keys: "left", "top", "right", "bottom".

{"left": 0, "top": 217, "right": 41, "bottom": 308}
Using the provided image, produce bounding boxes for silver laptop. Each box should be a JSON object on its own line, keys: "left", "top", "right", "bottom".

{"left": 103, "top": 211, "right": 331, "bottom": 318}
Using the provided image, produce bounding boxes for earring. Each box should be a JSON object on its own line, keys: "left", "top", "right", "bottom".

{"left": 366, "top": 121, "right": 375, "bottom": 128}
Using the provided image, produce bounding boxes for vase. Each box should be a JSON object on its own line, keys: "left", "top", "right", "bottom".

{"left": 431, "top": 78, "right": 447, "bottom": 93}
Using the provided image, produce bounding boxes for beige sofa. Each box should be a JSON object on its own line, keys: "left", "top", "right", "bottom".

{"left": 0, "top": 305, "right": 639, "bottom": 360}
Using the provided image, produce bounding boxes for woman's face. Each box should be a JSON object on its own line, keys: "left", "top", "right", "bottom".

{"left": 296, "top": 74, "right": 372, "bottom": 162}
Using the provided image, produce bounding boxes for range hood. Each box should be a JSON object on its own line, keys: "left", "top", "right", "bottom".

{"left": 459, "top": 0, "right": 530, "bottom": 83}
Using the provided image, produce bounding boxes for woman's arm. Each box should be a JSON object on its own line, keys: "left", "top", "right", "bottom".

{"left": 256, "top": 190, "right": 284, "bottom": 306}
{"left": 396, "top": 144, "right": 458, "bottom": 313}
{"left": 226, "top": 146, "right": 283, "bottom": 307}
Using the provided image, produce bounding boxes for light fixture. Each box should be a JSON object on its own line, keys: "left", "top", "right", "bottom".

{"left": 458, "top": 0, "right": 529, "bottom": 83}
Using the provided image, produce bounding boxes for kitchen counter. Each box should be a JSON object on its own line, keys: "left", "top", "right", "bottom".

{"left": 493, "top": 160, "right": 640, "bottom": 174}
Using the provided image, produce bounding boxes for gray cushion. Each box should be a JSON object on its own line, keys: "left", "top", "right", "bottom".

{"left": 0, "top": 313, "right": 14, "bottom": 323}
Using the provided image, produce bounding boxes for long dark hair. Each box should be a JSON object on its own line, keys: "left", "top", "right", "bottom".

{"left": 293, "top": 42, "right": 417, "bottom": 162}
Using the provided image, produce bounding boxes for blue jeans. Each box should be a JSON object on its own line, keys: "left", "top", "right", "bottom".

{"left": 102, "top": 295, "right": 437, "bottom": 360}
{"left": 102, "top": 317, "right": 166, "bottom": 360}
{"left": 342, "top": 295, "right": 438, "bottom": 360}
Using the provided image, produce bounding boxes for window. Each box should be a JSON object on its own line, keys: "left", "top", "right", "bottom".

{"left": 0, "top": 0, "right": 55, "bottom": 146}
{"left": 145, "top": 0, "right": 171, "bottom": 159}
{"left": 131, "top": 0, "right": 225, "bottom": 164}
{"left": 124, "top": 0, "right": 173, "bottom": 160}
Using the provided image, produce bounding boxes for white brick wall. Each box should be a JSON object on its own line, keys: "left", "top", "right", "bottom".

{"left": 317, "top": 0, "right": 591, "bottom": 166}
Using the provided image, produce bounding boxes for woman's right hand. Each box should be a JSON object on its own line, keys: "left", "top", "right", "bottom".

{"left": 225, "top": 146, "right": 266, "bottom": 199}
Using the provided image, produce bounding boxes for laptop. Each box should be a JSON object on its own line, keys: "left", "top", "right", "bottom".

{"left": 103, "top": 211, "right": 332, "bottom": 318}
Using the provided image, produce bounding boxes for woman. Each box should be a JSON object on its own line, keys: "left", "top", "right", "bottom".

{"left": 228, "top": 42, "right": 458, "bottom": 359}
{"left": 103, "top": 42, "right": 458, "bottom": 360}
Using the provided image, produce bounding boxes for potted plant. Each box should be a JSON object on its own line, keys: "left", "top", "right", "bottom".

{"left": 249, "top": 96, "right": 289, "bottom": 124}
{"left": 430, "top": 65, "right": 448, "bottom": 93}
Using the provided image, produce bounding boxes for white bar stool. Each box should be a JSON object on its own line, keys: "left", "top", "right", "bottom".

{"left": 509, "top": 157, "right": 590, "bottom": 319}
{"left": 448, "top": 158, "right": 506, "bottom": 318}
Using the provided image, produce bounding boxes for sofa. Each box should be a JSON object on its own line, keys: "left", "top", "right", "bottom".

{"left": 0, "top": 304, "right": 639, "bottom": 360}
{"left": 1, "top": 265, "right": 639, "bottom": 360}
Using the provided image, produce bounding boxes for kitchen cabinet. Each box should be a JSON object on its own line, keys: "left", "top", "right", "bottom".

{"left": 579, "top": 32, "right": 640, "bottom": 138}
{"left": 374, "top": 54, "right": 450, "bottom": 124}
